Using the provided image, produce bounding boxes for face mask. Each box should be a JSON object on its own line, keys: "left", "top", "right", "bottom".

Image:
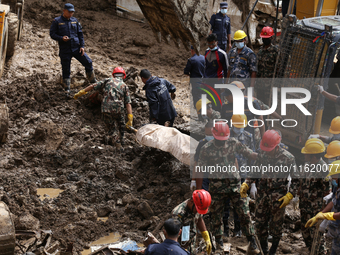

{"left": 262, "top": 38, "right": 271, "bottom": 46}
{"left": 114, "top": 74, "right": 124, "bottom": 78}
{"left": 202, "top": 115, "right": 208, "bottom": 120}
{"left": 181, "top": 226, "right": 190, "bottom": 242}
{"left": 233, "top": 127, "right": 244, "bottom": 134}
{"left": 333, "top": 134, "right": 340, "bottom": 140}
{"left": 332, "top": 179, "right": 338, "bottom": 188}
{"left": 210, "top": 46, "right": 218, "bottom": 51}
{"left": 221, "top": 9, "right": 228, "bottom": 14}
{"left": 205, "top": 136, "right": 214, "bottom": 141}
{"left": 235, "top": 42, "right": 244, "bottom": 49}
{"left": 327, "top": 158, "right": 336, "bottom": 164}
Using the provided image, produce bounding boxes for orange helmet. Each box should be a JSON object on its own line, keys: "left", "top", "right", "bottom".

{"left": 192, "top": 189, "right": 211, "bottom": 214}
{"left": 260, "top": 26, "right": 274, "bottom": 38}
{"left": 112, "top": 67, "right": 126, "bottom": 79}
{"left": 260, "top": 130, "right": 281, "bottom": 151}
{"left": 212, "top": 121, "right": 230, "bottom": 141}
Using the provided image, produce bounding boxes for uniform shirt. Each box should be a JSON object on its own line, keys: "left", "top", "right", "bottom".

{"left": 50, "top": 15, "right": 84, "bottom": 54}
{"left": 257, "top": 44, "right": 278, "bottom": 79}
{"left": 324, "top": 135, "right": 340, "bottom": 144}
{"left": 209, "top": 109, "right": 221, "bottom": 121}
{"left": 184, "top": 54, "right": 205, "bottom": 78}
{"left": 93, "top": 77, "right": 131, "bottom": 114}
{"left": 228, "top": 46, "right": 257, "bottom": 80}
{"left": 198, "top": 138, "right": 253, "bottom": 193}
{"left": 145, "top": 239, "right": 190, "bottom": 255}
{"left": 204, "top": 47, "right": 229, "bottom": 78}
{"left": 209, "top": 12, "right": 231, "bottom": 44}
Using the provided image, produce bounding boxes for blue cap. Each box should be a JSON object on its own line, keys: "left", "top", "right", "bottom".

{"left": 190, "top": 45, "right": 194, "bottom": 50}
{"left": 220, "top": 2, "right": 228, "bottom": 8}
{"left": 64, "top": 3, "right": 75, "bottom": 12}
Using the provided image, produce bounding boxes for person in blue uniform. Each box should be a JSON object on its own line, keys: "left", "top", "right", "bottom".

{"left": 50, "top": 3, "right": 97, "bottom": 94}
{"left": 145, "top": 218, "right": 190, "bottom": 255}
{"left": 209, "top": 2, "right": 231, "bottom": 52}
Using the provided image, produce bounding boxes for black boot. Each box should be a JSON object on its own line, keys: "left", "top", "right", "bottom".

{"left": 269, "top": 238, "right": 280, "bottom": 255}
{"left": 86, "top": 70, "right": 97, "bottom": 83}
{"left": 257, "top": 240, "right": 268, "bottom": 255}
{"left": 246, "top": 236, "right": 260, "bottom": 254}
{"left": 234, "top": 221, "right": 242, "bottom": 237}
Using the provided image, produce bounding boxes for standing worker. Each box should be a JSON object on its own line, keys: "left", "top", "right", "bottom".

{"left": 256, "top": 27, "right": 278, "bottom": 105}
{"left": 74, "top": 67, "right": 133, "bottom": 149}
{"left": 209, "top": 2, "right": 231, "bottom": 52}
{"left": 140, "top": 69, "right": 177, "bottom": 127}
{"left": 50, "top": 3, "right": 97, "bottom": 95}
{"left": 227, "top": 30, "right": 257, "bottom": 88}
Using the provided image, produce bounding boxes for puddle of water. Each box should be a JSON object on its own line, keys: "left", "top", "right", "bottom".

{"left": 81, "top": 232, "right": 121, "bottom": 255}
{"left": 97, "top": 217, "right": 108, "bottom": 222}
{"left": 36, "top": 188, "right": 63, "bottom": 201}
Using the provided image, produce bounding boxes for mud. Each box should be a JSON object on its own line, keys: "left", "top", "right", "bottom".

{"left": 0, "top": 0, "right": 316, "bottom": 254}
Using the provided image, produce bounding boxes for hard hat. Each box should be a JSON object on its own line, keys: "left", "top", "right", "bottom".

{"left": 325, "top": 140, "right": 340, "bottom": 158}
{"left": 196, "top": 98, "right": 212, "bottom": 113}
{"left": 326, "top": 160, "right": 340, "bottom": 177}
{"left": 260, "top": 130, "right": 281, "bottom": 151}
{"left": 192, "top": 189, "right": 211, "bottom": 214}
{"left": 231, "top": 114, "right": 247, "bottom": 128}
{"left": 233, "top": 30, "right": 247, "bottom": 41}
{"left": 212, "top": 121, "right": 230, "bottom": 140}
{"left": 231, "top": 81, "right": 245, "bottom": 90}
{"left": 329, "top": 116, "right": 340, "bottom": 134}
{"left": 260, "top": 26, "right": 274, "bottom": 38}
{"left": 301, "top": 138, "right": 325, "bottom": 154}
{"left": 112, "top": 67, "right": 126, "bottom": 79}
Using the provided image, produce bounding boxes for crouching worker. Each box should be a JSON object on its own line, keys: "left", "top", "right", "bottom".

{"left": 74, "top": 67, "right": 133, "bottom": 149}
{"left": 172, "top": 189, "right": 212, "bottom": 255}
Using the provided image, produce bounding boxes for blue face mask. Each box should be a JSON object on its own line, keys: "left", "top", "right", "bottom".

{"left": 221, "top": 9, "right": 228, "bottom": 14}
{"left": 210, "top": 46, "right": 218, "bottom": 51}
{"left": 333, "top": 134, "right": 340, "bottom": 140}
{"left": 205, "top": 136, "right": 214, "bottom": 141}
{"left": 181, "top": 225, "right": 190, "bottom": 242}
{"left": 202, "top": 115, "right": 208, "bottom": 120}
{"left": 332, "top": 179, "right": 338, "bottom": 188}
{"left": 235, "top": 42, "right": 244, "bottom": 49}
{"left": 233, "top": 127, "right": 244, "bottom": 135}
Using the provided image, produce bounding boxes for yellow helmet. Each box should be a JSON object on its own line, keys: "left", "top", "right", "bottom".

{"left": 325, "top": 140, "right": 340, "bottom": 158}
{"left": 301, "top": 138, "right": 325, "bottom": 154}
{"left": 233, "top": 30, "right": 247, "bottom": 41}
{"left": 231, "top": 81, "right": 245, "bottom": 90}
{"left": 196, "top": 98, "right": 212, "bottom": 113}
{"left": 231, "top": 114, "right": 247, "bottom": 128}
{"left": 327, "top": 160, "right": 340, "bottom": 177}
{"left": 329, "top": 116, "right": 340, "bottom": 134}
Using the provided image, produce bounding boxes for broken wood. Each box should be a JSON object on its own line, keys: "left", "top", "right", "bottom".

{"left": 143, "top": 232, "right": 160, "bottom": 247}
{"left": 223, "top": 243, "right": 231, "bottom": 254}
{"left": 159, "top": 231, "right": 165, "bottom": 242}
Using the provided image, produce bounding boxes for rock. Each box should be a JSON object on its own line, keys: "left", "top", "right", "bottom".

{"left": 138, "top": 219, "right": 152, "bottom": 230}
{"left": 124, "top": 47, "right": 140, "bottom": 55}
{"left": 115, "top": 169, "right": 130, "bottom": 181}
{"left": 34, "top": 119, "right": 64, "bottom": 151}
{"left": 133, "top": 38, "right": 154, "bottom": 47}
{"left": 145, "top": 193, "right": 154, "bottom": 200}
{"left": 15, "top": 213, "right": 40, "bottom": 230}
{"left": 117, "top": 198, "right": 123, "bottom": 205}
{"left": 281, "top": 245, "right": 293, "bottom": 254}
{"left": 96, "top": 204, "right": 113, "bottom": 217}
{"left": 122, "top": 194, "right": 138, "bottom": 205}
{"left": 137, "top": 201, "right": 154, "bottom": 220}
{"left": 290, "top": 232, "right": 302, "bottom": 240}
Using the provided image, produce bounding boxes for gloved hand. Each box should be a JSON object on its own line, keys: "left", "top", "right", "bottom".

{"left": 291, "top": 196, "right": 299, "bottom": 211}
{"left": 317, "top": 85, "right": 324, "bottom": 94}
{"left": 201, "top": 231, "right": 212, "bottom": 255}
{"left": 240, "top": 182, "right": 249, "bottom": 198}
{"left": 308, "top": 134, "right": 320, "bottom": 139}
{"left": 250, "top": 183, "right": 257, "bottom": 199}
{"left": 74, "top": 89, "right": 87, "bottom": 100}
{"left": 278, "top": 192, "right": 293, "bottom": 208}
{"left": 190, "top": 180, "right": 196, "bottom": 191}
{"left": 305, "top": 212, "right": 335, "bottom": 228}
{"left": 126, "top": 114, "right": 133, "bottom": 128}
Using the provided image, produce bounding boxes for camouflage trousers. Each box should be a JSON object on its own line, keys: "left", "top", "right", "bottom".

{"left": 255, "top": 189, "right": 285, "bottom": 241}
{"left": 102, "top": 112, "right": 125, "bottom": 144}
{"left": 254, "top": 128, "right": 261, "bottom": 151}
{"left": 209, "top": 190, "right": 254, "bottom": 238}
{"left": 300, "top": 197, "right": 325, "bottom": 253}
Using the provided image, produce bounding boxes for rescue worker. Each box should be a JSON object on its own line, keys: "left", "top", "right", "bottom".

{"left": 209, "top": 2, "right": 231, "bottom": 52}
{"left": 195, "top": 99, "right": 220, "bottom": 122}
{"left": 309, "top": 116, "right": 340, "bottom": 143}
{"left": 325, "top": 141, "right": 340, "bottom": 165}
{"left": 140, "top": 69, "right": 177, "bottom": 127}
{"left": 145, "top": 218, "right": 190, "bottom": 255}
{"left": 318, "top": 85, "right": 340, "bottom": 105}
{"left": 256, "top": 27, "right": 278, "bottom": 105}
{"left": 242, "top": 130, "right": 299, "bottom": 255}
{"left": 227, "top": 30, "right": 257, "bottom": 88}
{"left": 196, "top": 121, "right": 259, "bottom": 253}
{"left": 299, "top": 138, "right": 329, "bottom": 253}
{"left": 50, "top": 3, "right": 97, "bottom": 95}
{"left": 305, "top": 160, "right": 340, "bottom": 255}
{"left": 74, "top": 67, "right": 133, "bottom": 149}
{"left": 172, "top": 190, "right": 212, "bottom": 255}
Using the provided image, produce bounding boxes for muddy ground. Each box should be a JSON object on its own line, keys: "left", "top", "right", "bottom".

{"left": 0, "top": 0, "right": 318, "bottom": 254}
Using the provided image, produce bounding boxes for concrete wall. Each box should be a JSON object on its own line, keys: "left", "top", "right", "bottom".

{"left": 116, "top": 0, "right": 143, "bottom": 16}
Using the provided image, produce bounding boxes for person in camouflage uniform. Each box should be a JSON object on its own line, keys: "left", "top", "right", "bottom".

{"left": 172, "top": 190, "right": 212, "bottom": 255}
{"left": 227, "top": 30, "right": 257, "bottom": 88}
{"left": 242, "top": 129, "right": 299, "bottom": 255}
{"left": 196, "top": 121, "right": 259, "bottom": 253}
{"left": 256, "top": 27, "right": 278, "bottom": 105}
{"left": 299, "top": 138, "right": 329, "bottom": 254}
{"left": 74, "top": 67, "right": 133, "bottom": 148}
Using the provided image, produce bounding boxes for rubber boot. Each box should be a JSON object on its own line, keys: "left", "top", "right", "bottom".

{"left": 86, "top": 70, "right": 97, "bottom": 83}
{"left": 64, "top": 78, "right": 71, "bottom": 93}
{"left": 246, "top": 236, "right": 260, "bottom": 254}
{"left": 268, "top": 238, "right": 280, "bottom": 255}
{"left": 257, "top": 240, "right": 268, "bottom": 255}
{"left": 234, "top": 221, "right": 242, "bottom": 237}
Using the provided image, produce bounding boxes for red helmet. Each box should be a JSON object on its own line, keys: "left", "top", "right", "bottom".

{"left": 212, "top": 121, "right": 230, "bottom": 141}
{"left": 260, "top": 26, "right": 274, "bottom": 38}
{"left": 112, "top": 67, "right": 126, "bottom": 79}
{"left": 192, "top": 189, "right": 211, "bottom": 215}
{"left": 260, "top": 130, "right": 281, "bottom": 151}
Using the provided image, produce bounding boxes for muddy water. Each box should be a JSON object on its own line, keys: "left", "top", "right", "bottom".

{"left": 81, "top": 232, "right": 121, "bottom": 255}
{"left": 36, "top": 188, "right": 63, "bottom": 201}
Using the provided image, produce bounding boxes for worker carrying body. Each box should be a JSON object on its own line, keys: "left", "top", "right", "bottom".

{"left": 172, "top": 189, "right": 212, "bottom": 254}
{"left": 305, "top": 160, "right": 340, "bottom": 255}
{"left": 74, "top": 67, "right": 133, "bottom": 149}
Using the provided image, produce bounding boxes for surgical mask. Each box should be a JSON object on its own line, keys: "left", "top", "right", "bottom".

{"left": 202, "top": 115, "right": 208, "bottom": 120}
{"left": 114, "top": 74, "right": 124, "bottom": 78}
{"left": 235, "top": 42, "right": 244, "bottom": 49}
{"left": 327, "top": 158, "right": 337, "bottom": 164}
{"left": 221, "top": 8, "right": 228, "bottom": 14}
{"left": 233, "top": 127, "right": 244, "bottom": 134}
{"left": 332, "top": 179, "right": 338, "bottom": 188}
{"left": 205, "top": 136, "right": 214, "bottom": 141}
{"left": 333, "top": 134, "right": 340, "bottom": 140}
{"left": 262, "top": 38, "right": 271, "bottom": 46}
{"left": 181, "top": 226, "right": 190, "bottom": 242}
{"left": 210, "top": 46, "right": 218, "bottom": 51}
